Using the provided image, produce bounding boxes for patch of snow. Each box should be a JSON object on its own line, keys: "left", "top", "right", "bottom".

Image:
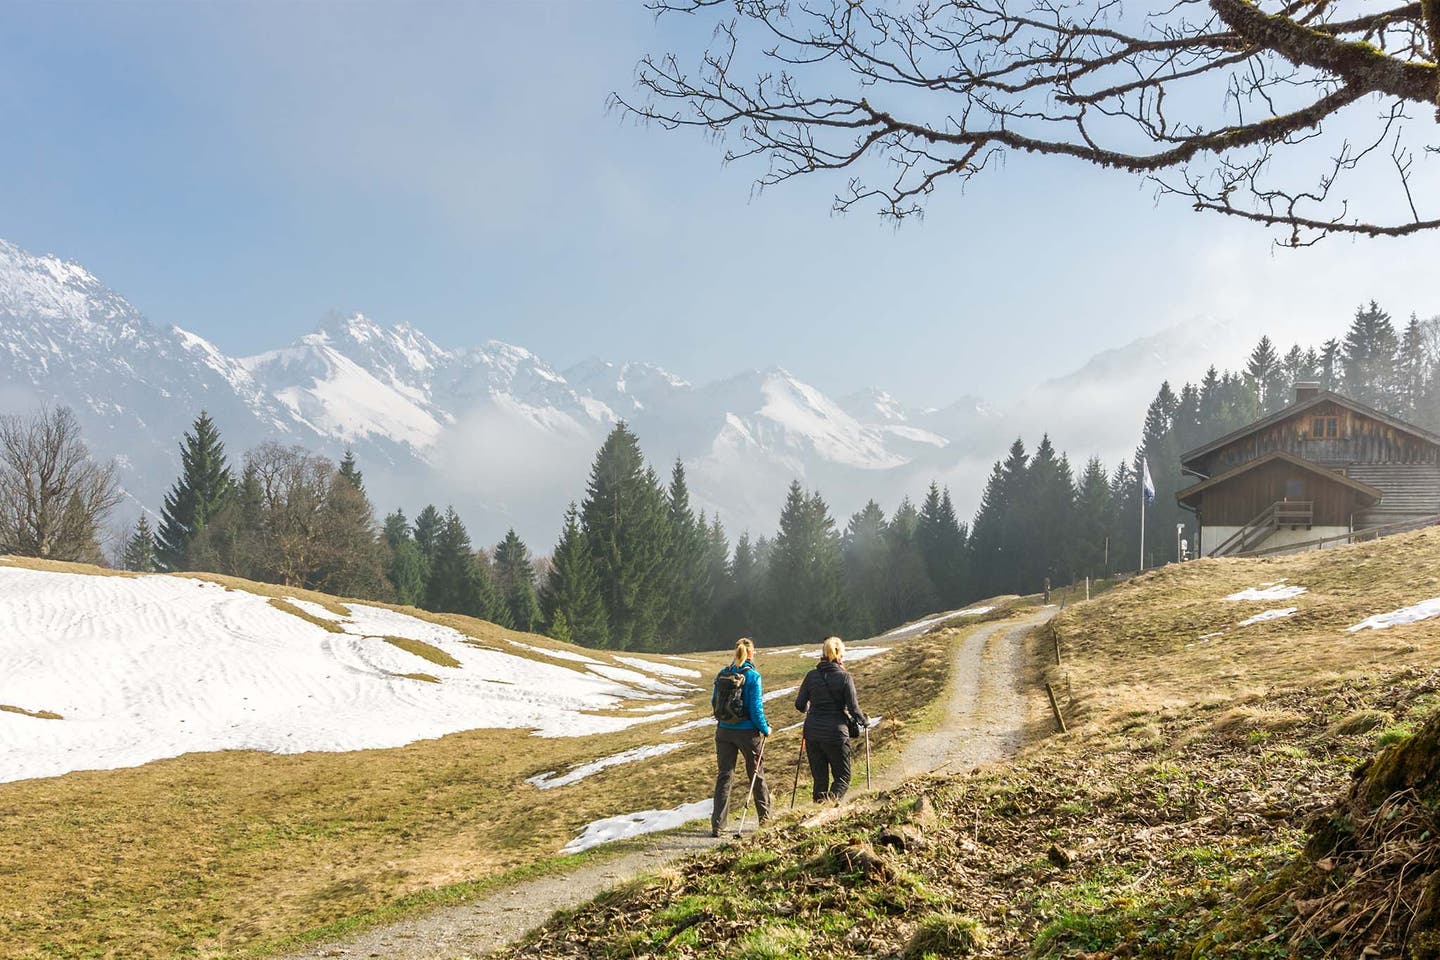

{"left": 1225, "top": 585, "right": 1308, "bottom": 602}
{"left": 0, "top": 567, "right": 687, "bottom": 784}
{"left": 1197, "top": 631, "right": 1224, "bottom": 641}
{"left": 880, "top": 607, "right": 993, "bottom": 638}
{"left": 797, "top": 646, "right": 890, "bottom": 661}
{"left": 663, "top": 716, "right": 717, "bottom": 734}
{"left": 527, "top": 742, "right": 690, "bottom": 790}
{"left": 764, "top": 685, "right": 799, "bottom": 702}
{"left": 505, "top": 639, "right": 603, "bottom": 665}
{"left": 1237, "top": 607, "right": 1298, "bottom": 627}
{"left": 1346, "top": 598, "right": 1440, "bottom": 632}
{"left": 614, "top": 656, "right": 703, "bottom": 680}
{"left": 562, "top": 799, "right": 713, "bottom": 853}
{"left": 586, "top": 663, "right": 691, "bottom": 696}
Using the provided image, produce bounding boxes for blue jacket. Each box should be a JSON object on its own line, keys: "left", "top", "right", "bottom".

{"left": 713, "top": 661, "right": 770, "bottom": 736}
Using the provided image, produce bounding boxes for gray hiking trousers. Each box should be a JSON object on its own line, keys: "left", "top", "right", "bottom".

{"left": 712, "top": 727, "right": 770, "bottom": 833}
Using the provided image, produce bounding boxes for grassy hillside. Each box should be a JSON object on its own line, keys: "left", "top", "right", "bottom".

{"left": 0, "top": 557, "right": 1013, "bottom": 959}
{"left": 499, "top": 529, "right": 1440, "bottom": 960}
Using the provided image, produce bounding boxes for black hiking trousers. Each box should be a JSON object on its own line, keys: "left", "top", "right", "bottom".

{"left": 807, "top": 738, "right": 851, "bottom": 802}
{"left": 712, "top": 727, "right": 770, "bottom": 833}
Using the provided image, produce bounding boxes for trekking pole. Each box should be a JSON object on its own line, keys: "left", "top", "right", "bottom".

{"left": 862, "top": 726, "right": 871, "bottom": 789}
{"left": 733, "top": 739, "right": 766, "bottom": 838}
{"left": 790, "top": 735, "right": 806, "bottom": 810}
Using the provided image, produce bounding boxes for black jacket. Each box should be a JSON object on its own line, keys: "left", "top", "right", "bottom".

{"left": 795, "top": 659, "right": 865, "bottom": 743}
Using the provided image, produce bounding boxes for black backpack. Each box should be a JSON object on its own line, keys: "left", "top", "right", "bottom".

{"left": 712, "top": 668, "right": 748, "bottom": 723}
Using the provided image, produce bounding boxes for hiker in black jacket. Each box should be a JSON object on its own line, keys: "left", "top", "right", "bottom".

{"left": 794, "top": 636, "right": 868, "bottom": 803}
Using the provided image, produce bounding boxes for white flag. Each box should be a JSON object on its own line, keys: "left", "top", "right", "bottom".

{"left": 1141, "top": 459, "right": 1156, "bottom": 504}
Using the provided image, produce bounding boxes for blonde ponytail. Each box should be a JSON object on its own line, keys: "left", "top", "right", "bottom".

{"left": 732, "top": 637, "right": 755, "bottom": 669}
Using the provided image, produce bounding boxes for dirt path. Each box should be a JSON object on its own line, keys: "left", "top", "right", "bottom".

{"left": 282, "top": 609, "right": 1054, "bottom": 960}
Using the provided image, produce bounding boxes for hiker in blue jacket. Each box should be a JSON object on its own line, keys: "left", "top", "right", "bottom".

{"left": 710, "top": 637, "right": 771, "bottom": 837}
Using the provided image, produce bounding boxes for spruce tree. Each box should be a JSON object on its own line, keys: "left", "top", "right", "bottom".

{"left": 1342, "top": 301, "right": 1400, "bottom": 407}
{"left": 541, "top": 504, "right": 611, "bottom": 646}
{"left": 426, "top": 507, "right": 477, "bottom": 615}
{"left": 1399, "top": 315, "right": 1430, "bottom": 418}
{"left": 1071, "top": 456, "right": 1113, "bottom": 578}
{"left": 494, "top": 528, "right": 543, "bottom": 633}
{"left": 725, "top": 532, "right": 762, "bottom": 639}
{"left": 315, "top": 455, "right": 389, "bottom": 599}
{"left": 382, "top": 510, "right": 428, "bottom": 607}
{"left": 579, "top": 424, "right": 671, "bottom": 650}
{"left": 882, "top": 495, "right": 936, "bottom": 623}
{"left": 120, "top": 515, "right": 159, "bottom": 572}
{"left": 338, "top": 450, "right": 365, "bottom": 492}
{"left": 698, "top": 514, "right": 733, "bottom": 649}
{"left": 660, "top": 460, "right": 709, "bottom": 648}
{"left": 1025, "top": 437, "right": 1075, "bottom": 590}
{"left": 413, "top": 505, "right": 443, "bottom": 566}
{"left": 157, "top": 411, "right": 235, "bottom": 570}
{"left": 918, "top": 483, "right": 969, "bottom": 605}
{"left": 764, "top": 482, "right": 845, "bottom": 644}
{"left": 1245, "top": 336, "right": 1287, "bottom": 412}
{"left": 842, "top": 500, "right": 889, "bottom": 638}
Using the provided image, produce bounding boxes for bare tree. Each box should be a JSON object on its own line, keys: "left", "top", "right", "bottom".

{"left": 246, "top": 441, "right": 336, "bottom": 588}
{"left": 618, "top": 0, "right": 1440, "bottom": 245}
{"left": 0, "top": 406, "right": 123, "bottom": 563}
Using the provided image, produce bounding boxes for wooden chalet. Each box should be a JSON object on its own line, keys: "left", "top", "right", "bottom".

{"left": 1177, "top": 384, "right": 1440, "bottom": 557}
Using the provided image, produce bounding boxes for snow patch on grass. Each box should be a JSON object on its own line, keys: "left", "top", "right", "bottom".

{"left": 1226, "top": 585, "right": 1307, "bottom": 602}
{"left": 1346, "top": 598, "right": 1440, "bottom": 632}
{"left": 797, "top": 646, "right": 891, "bottom": 661}
{"left": 1237, "top": 608, "right": 1299, "bottom": 627}
{"left": 614, "top": 656, "right": 703, "bottom": 680}
{"left": 561, "top": 798, "right": 713, "bottom": 853}
{"left": 528, "top": 742, "right": 691, "bottom": 790}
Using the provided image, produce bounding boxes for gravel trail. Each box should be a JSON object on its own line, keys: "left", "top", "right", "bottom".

{"left": 281, "top": 608, "right": 1055, "bottom": 960}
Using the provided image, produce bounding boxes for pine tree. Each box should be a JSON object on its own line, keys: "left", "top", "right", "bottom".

{"left": 1108, "top": 460, "right": 1137, "bottom": 573}
{"left": 1319, "top": 338, "right": 1342, "bottom": 392}
{"left": 1071, "top": 456, "right": 1113, "bottom": 578}
{"left": 337, "top": 450, "right": 365, "bottom": 492}
{"left": 1245, "top": 336, "right": 1287, "bottom": 412}
{"left": 494, "top": 528, "right": 543, "bottom": 633}
{"left": 157, "top": 411, "right": 235, "bottom": 570}
{"left": 724, "top": 532, "right": 763, "bottom": 639}
{"left": 413, "top": 505, "right": 443, "bottom": 566}
{"left": 120, "top": 515, "right": 159, "bottom": 572}
{"left": 842, "top": 500, "right": 889, "bottom": 638}
{"left": 699, "top": 515, "right": 733, "bottom": 648}
{"left": 541, "top": 504, "right": 611, "bottom": 646}
{"left": 1399, "top": 314, "right": 1430, "bottom": 419}
{"left": 764, "top": 482, "right": 845, "bottom": 643}
{"left": 882, "top": 496, "right": 937, "bottom": 622}
{"left": 917, "top": 483, "right": 969, "bottom": 605}
{"left": 659, "top": 460, "right": 709, "bottom": 648}
{"left": 1025, "top": 438, "right": 1076, "bottom": 589}
{"left": 579, "top": 424, "right": 671, "bottom": 650}
{"left": 1342, "top": 301, "right": 1400, "bottom": 407}
{"left": 426, "top": 508, "right": 477, "bottom": 615}
{"left": 315, "top": 455, "right": 389, "bottom": 599}
{"left": 382, "top": 510, "right": 428, "bottom": 607}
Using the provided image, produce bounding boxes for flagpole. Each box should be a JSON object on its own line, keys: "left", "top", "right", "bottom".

{"left": 1139, "top": 485, "right": 1146, "bottom": 571}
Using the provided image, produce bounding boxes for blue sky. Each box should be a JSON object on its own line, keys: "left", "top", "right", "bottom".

{"left": 3, "top": 1, "right": 1437, "bottom": 408}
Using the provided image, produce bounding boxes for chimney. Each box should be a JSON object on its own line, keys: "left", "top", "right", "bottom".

{"left": 1294, "top": 381, "right": 1321, "bottom": 404}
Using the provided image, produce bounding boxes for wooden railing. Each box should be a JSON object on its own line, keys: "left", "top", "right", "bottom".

{"left": 1236, "top": 512, "right": 1440, "bottom": 558}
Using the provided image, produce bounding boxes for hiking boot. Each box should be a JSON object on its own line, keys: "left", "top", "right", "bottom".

{"left": 710, "top": 827, "right": 721, "bottom": 838}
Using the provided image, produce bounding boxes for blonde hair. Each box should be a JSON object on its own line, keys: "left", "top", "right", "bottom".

{"left": 732, "top": 637, "right": 756, "bottom": 669}
{"left": 821, "top": 636, "right": 845, "bottom": 663}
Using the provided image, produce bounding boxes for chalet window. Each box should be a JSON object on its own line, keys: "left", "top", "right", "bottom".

{"left": 1311, "top": 416, "right": 1339, "bottom": 439}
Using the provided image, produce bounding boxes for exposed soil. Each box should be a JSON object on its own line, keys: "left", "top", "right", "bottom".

{"left": 279, "top": 610, "right": 1053, "bottom": 960}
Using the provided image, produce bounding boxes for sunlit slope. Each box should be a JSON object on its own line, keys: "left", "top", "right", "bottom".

{"left": 1049, "top": 526, "right": 1440, "bottom": 729}
{"left": 0, "top": 554, "right": 998, "bottom": 960}
{"left": 0, "top": 557, "right": 701, "bottom": 783}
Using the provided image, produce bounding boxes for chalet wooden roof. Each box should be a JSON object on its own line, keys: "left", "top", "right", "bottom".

{"left": 1175, "top": 450, "right": 1384, "bottom": 508}
{"left": 1179, "top": 390, "right": 1440, "bottom": 471}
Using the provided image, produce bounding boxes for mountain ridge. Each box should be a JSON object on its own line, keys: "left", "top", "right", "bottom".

{"left": 0, "top": 235, "right": 1220, "bottom": 545}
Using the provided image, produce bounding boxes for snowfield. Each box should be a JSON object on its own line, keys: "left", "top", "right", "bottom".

{"left": 0, "top": 567, "right": 693, "bottom": 784}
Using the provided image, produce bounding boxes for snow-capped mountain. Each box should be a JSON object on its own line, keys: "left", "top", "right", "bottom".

{"left": 0, "top": 236, "right": 1201, "bottom": 547}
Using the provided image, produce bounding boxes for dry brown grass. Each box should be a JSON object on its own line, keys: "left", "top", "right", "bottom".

{"left": 381, "top": 636, "right": 461, "bottom": 669}
{"left": 1047, "top": 527, "right": 1440, "bottom": 732}
{"left": 0, "top": 556, "right": 992, "bottom": 960}
{"left": 0, "top": 704, "right": 63, "bottom": 720}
